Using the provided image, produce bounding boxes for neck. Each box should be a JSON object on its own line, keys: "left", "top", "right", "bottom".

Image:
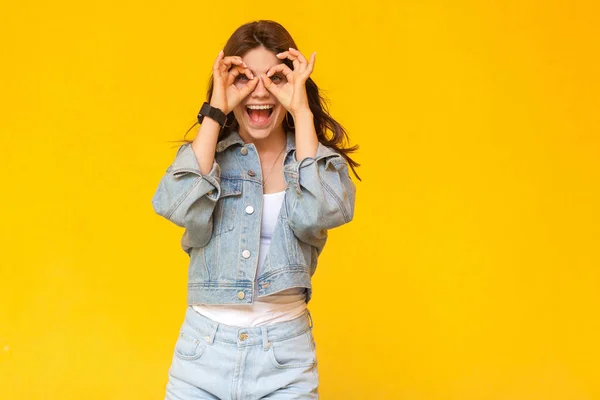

{"left": 239, "top": 127, "right": 287, "bottom": 156}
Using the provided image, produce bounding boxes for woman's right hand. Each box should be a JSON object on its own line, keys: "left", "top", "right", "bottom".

{"left": 210, "top": 50, "right": 258, "bottom": 114}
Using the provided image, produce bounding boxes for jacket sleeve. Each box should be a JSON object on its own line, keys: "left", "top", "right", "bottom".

{"left": 151, "top": 143, "right": 221, "bottom": 249}
{"left": 283, "top": 143, "right": 356, "bottom": 249}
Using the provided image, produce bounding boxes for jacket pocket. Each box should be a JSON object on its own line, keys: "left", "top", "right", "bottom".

{"left": 213, "top": 178, "right": 242, "bottom": 237}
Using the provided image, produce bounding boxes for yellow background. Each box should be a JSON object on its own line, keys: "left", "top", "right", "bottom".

{"left": 1, "top": 0, "right": 599, "bottom": 399}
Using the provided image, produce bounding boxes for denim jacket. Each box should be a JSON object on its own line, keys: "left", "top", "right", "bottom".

{"left": 152, "top": 130, "right": 356, "bottom": 305}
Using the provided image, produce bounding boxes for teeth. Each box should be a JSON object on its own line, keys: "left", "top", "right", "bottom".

{"left": 247, "top": 105, "right": 273, "bottom": 110}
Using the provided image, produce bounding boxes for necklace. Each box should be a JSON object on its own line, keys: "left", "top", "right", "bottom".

{"left": 261, "top": 144, "right": 287, "bottom": 188}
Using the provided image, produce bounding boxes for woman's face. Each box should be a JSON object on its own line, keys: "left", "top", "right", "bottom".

{"left": 232, "top": 46, "right": 287, "bottom": 142}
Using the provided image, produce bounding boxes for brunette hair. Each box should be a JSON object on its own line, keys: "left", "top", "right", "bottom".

{"left": 183, "top": 20, "right": 360, "bottom": 180}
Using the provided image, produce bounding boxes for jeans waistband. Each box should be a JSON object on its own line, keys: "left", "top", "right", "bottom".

{"left": 184, "top": 306, "right": 313, "bottom": 349}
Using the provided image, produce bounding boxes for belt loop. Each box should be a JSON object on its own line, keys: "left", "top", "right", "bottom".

{"left": 307, "top": 309, "right": 313, "bottom": 329}
{"left": 207, "top": 321, "right": 218, "bottom": 345}
{"left": 261, "top": 327, "right": 271, "bottom": 351}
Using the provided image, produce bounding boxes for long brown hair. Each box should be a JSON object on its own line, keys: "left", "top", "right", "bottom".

{"left": 183, "top": 20, "right": 360, "bottom": 180}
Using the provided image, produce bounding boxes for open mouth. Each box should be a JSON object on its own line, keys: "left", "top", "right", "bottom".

{"left": 246, "top": 104, "right": 274, "bottom": 125}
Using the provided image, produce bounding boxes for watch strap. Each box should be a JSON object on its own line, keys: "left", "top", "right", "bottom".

{"left": 197, "top": 102, "right": 227, "bottom": 127}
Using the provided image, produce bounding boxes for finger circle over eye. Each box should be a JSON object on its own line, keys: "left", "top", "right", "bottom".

{"left": 238, "top": 76, "right": 259, "bottom": 95}
{"left": 242, "top": 68, "right": 254, "bottom": 79}
{"left": 229, "top": 65, "right": 253, "bottom": 77}
{"left": 240, "top": 68, "right": 254, "bottom": 80}
{"left": 267, "top": 64, "right": 293, "bottom": 79}
{"left": 227, "top": 66, "right": 241, "bottom": 77}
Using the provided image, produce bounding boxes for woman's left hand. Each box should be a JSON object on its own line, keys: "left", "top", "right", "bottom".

{"left": 261, "top": 48, "right": 316, "bottom": 118}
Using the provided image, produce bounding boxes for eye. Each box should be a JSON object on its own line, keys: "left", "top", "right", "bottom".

{"left": 271, "top": 74, "right": 284, "bottom": 83}
{"left": 236, "top": 74, "right": 249, "bottom": 82}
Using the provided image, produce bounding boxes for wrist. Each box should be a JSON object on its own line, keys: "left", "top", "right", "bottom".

{"left": 291, "top": 108, "right": 313, "bottom": 121}
{"left": 198, "top": 102, "right": 227, "bottom": 127}
{"left": 209, "top": 100, "right": 228, "bottom": 115}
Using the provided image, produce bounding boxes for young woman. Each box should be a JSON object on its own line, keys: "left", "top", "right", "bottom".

{"left": 152, "top": 20, "right": 359, "bottom": 399}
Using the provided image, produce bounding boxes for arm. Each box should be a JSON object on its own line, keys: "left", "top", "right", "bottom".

{"left": 152, "top": 50, "right": 259, "bottom": 250}
{"left": 287, "top": 104, "right": 356, "bottom": 248}
{"left": 262, "top": 48, "right": 356, "bottom": 246}
{"left": 284, "top": 143, "right": 356, "bottom": 248}
{"left": 151, "top": 142, "right": 221, "bottom": 248}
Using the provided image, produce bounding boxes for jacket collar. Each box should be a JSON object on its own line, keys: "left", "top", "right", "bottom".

{"left": 216, "top": 130, "right": 296, "bottom": 154}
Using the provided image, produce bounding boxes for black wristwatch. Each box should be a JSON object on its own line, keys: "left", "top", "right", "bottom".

{"left": 197, "top": 102, "right": 227, "bottom": 127}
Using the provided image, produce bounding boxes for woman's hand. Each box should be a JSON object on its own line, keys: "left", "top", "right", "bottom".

{"left": 261, "top": 48, "right": 316, "bottom": 118}
{"left": 210, "top": 50, "right": 259, "bottom": 114}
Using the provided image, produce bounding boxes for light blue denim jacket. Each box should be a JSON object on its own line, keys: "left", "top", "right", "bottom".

{"left": 152, "top": 130, "right": 356, "bottom": 305}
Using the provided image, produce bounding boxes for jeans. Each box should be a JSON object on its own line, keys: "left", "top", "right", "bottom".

{"left": 165, "top": 306, "right": 319, "bottom": 399}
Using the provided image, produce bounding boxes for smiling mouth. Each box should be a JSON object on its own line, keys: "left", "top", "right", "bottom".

{"left": 246, "top": 105, "right": 274, "bottom": 124}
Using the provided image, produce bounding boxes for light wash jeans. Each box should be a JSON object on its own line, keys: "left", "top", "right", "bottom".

{"left": 165, "top": 307, "right": 319, "bottom": 399}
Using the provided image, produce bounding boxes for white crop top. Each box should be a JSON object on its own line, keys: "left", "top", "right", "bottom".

{"left": 192, "top": 191, "right": 307, "bottom": 327}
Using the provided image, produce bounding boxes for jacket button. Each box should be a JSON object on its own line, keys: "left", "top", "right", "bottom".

{"left": 245, "top": 206, "right": 254, "bottom": 215}
{"left": 237, "top": 291, "right": 245, "bottom": 300}
{"left": 240, "top": 147, "right": 248, "bottom": 155}
{"left": 248, "top": 170, "right": 256, "bottom": 177}
{"left": 207, "top": 190, "right": 214, "bottom": 196}
{"left": 242, "top": 250, "right": 251, "bottom": 259}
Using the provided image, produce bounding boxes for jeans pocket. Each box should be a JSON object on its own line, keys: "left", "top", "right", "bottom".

{"left": 269, "top": 331, "right": 316, "bottom": 369}
{"left": 174, "top": 324, "right": 208, "bottom": 361}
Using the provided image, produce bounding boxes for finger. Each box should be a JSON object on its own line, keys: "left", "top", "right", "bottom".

{"left": 306, "top": 52, "right": 316, "bottom": 75}
{"left": 228, "top": 65, "right": 254, "bottom": 80}
{"left": 287, "top": 48, "right": 305, "bottom": 72}
{"left": 222, "top": 55, "right": 243, "bottom": 63}
{"left": 276, "top": 51, "right": 295, "bottom": 60}
{"left": 219, "top": 56, "right": 245, "bottom": 73}
{"left": 266, "top": 64, "right": 293, "bottom": 80}
{"left": 276, "top": 51, "right": 300, "bottom": 71}
{"left": 288, "top": 47, "right": 307, "bottom": 65}
{"left": 221, "top": 58, "right": 244, "bottom": 73}
{"left": 223, "top": 66, "right": 254, "bottom": 88}
{"left": 237, "top": 76, "right": 259, "bottom": 98}
{"left": 212, "top": 50, "right": 225, "bottom": 77}
{"left": 260, "top": 73, "right": 280, "bottom": 96}
{"left": 213, "top": 50, "right": 224, "bottom": 70}
{"left": 225, "top": 56, "right": 246, "bottom": 68}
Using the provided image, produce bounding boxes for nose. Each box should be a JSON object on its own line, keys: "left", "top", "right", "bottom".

{"left": 251, "top": 76, "right": 268, "bottom": 98}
